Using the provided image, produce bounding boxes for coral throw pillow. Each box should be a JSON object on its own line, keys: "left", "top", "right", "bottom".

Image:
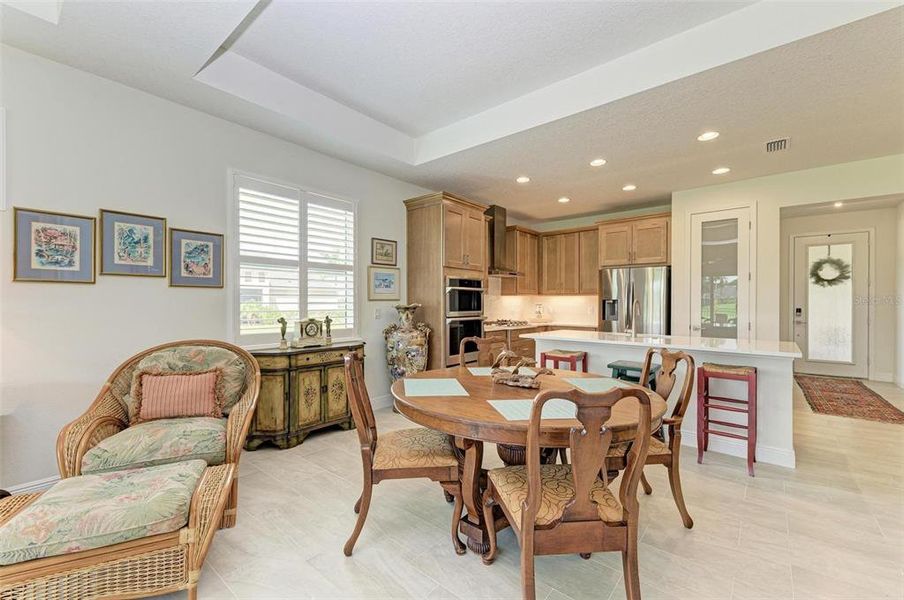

{"left": 133, "top": 369, "right": 223, "bottom": 423}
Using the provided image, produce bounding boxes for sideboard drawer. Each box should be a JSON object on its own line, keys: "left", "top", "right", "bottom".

{"left": 256, "top": 355, "right": 290, "bottom": 370}
{"left": 291, "top": 350, "right": 348, "bottom": 367}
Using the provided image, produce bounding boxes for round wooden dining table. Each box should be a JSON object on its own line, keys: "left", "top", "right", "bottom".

{"left": 390, "top": 366, "right": 668, "bottom": 555}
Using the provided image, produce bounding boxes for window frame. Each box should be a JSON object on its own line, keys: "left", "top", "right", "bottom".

{"left": 228, "top": 169, "right": 360, "bottom": 348}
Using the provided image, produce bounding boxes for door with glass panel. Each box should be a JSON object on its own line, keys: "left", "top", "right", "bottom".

{"left": 690, "top": 208, "right": 751, "bottom": 341}
{"left": 792, "top": 232, "right": 869, "bottom": 378}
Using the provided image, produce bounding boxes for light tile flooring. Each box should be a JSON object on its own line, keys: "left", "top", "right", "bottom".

{"left": 167, "top": 382, "right": 904, "bottom": 599}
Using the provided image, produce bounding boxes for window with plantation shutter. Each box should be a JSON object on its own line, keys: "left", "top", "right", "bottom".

{"left": 234, "top": 173, "right": 356, "bottom": 344}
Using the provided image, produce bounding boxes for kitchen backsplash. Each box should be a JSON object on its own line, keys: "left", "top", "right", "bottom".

{"left": 484, "top": 278, "right": 598, "bottom": 325}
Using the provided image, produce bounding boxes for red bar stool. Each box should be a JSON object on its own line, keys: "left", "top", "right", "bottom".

{"left": 696, "top": 363, "right": 758, "bottom": 476}
{"left": 539, "top": 349, "right": 588, "bottom": 372}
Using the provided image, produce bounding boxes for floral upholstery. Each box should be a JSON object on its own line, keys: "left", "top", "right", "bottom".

{"left": 0, "top": 460, "right": 206, "bottom": 566}
{"left": 81, "top": 417, "right": 226, "bottom": 474}
{"left": 372, "top": 428, "right": 458, "bottom": 470}
{"left": 121, "top": 346, "right": 247, "bottom": 419}
{"left": 488, "top": 464, "right": 623, "bottom": 527}
{"left": 607, "top": 437, "right": 670, "bottom": 458}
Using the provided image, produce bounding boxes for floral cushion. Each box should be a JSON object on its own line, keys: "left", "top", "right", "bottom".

{"left": 0, "top": 460, "right": 206, "bottom": 566}
{"left": 488, "top": 464, "right": 623, "bottom": 527}
{"left": 607, "top": 437, "right": 670, "bottom": 458}
{"left": 122, "top": 346, "right": 246, "bottom": 419}
{"left": 372, "top": 428, "right": 458, "bottom": 470}
{"left": 81, "top": 417, "right": 226, "bottom": 475}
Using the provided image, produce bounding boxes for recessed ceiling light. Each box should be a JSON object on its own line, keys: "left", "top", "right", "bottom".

{"left": 712, "top": 167, "right": 731, "bottom": 175}
{"left": 622, "top": 184, "right": 636, "bottom": 191}
{"left": 558, "top": 197, "right": 571, "bottom": 203}
{"left": 515, "top": 176, "right": 530, "bottom": 184}
{"left": 590, "top": 158, "right": 607, "bottom": 167}
{"left": 697, "top": 131, "right": 720, "bottom": 142}
{"left": 834, "top": 201, "right": 844, "bottom": 208}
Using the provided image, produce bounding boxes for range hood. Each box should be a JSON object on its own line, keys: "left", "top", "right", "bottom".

{"left": 485, "top": 205, "right": 521, "bottom": 277}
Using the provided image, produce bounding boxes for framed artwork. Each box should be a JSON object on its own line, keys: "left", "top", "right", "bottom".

{"left": 368, "top": 266, "right": 400, "bottom": 301}
{"left": 169, "top": 228, "right": 224, "bottom": 288}
{"left": 371, "top": 237, "right": 397, "bottom": 266}
{"left": 99, "top": 209, "right": 166, "bottom": 277}
{"left": 14, "top": 207, "right": 96, "bottom": 283}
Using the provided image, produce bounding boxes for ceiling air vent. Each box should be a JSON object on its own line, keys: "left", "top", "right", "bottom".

{"left": 765, "top": 138, "right": 789, "bottom": 153}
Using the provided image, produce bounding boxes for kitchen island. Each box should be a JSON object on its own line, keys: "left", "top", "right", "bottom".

{"left": 523, "top": 329, "right": 802, "bottom": 468}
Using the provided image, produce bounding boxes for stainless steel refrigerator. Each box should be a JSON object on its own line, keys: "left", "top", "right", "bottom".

{"left": 599, "top": 266, "right": 670, "bottom": 335}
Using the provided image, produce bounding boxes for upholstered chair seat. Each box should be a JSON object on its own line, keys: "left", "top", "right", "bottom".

{"left": 606, "top": 436, "right": 670, "bottom": 458}
{"left": 81, "top": 417, "right": 227, "bottom": 474}
{"left": 371, "top": 428, "right": 459, "bottom": 470}
{"left": 488, "top": 464, "right": 623, "bottom": 526}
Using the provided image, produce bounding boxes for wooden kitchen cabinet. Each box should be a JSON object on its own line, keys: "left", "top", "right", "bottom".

{"left": 598, "top": 214, "right": 670, "bottom": 267}
{"left": 443, "top": 202, "right": 485, "bottom": 272}
{"left": 501, "top": 226, "right": 539, "bottom": 295}
{"left": 578, "top": 228, "right": 599, "bottom": 294}
{"left": 246, "top": 342, "right": 364, "bottom": 450}
{"left": 539, "top": 228, "right": 595, "bottom": 295}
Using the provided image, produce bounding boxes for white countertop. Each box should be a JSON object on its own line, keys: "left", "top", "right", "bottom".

{"left": 484, "top": 322, "right": 596, "bottom": 332}
{"left": 523, "top": 329, "right": 802, "bottom": 359}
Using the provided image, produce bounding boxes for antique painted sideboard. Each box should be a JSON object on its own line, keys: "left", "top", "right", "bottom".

{"left": 245, "top": 341, "right": 364, "bottom": 450}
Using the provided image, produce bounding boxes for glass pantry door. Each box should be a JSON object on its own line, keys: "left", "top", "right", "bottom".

{"left": 689, "top": 208, "right": 751, "bottom": 341}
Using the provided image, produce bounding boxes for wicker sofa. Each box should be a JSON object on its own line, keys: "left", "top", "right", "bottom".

{"left": 55, "top": 339, "right": 260, "bottom": 528}
{"left": 0, "top": 463, "right": 233, "bottom": 600}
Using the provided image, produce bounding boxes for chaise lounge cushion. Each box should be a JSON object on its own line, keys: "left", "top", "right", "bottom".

{"left": 0, "top": 460, "right": 206, "bottom": 565}
{"left": 80, "top": 417, "right": 226, "bottom": 475}
{"left": 121, "top": 345, "right": 247, "bottom": 421}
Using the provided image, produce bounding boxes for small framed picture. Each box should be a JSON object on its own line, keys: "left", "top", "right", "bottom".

{"left": 169, "top": 228, "right": 224, "bottom": 288}
{"left": 99, "top": 209, "right": 166, "bottom": 277}
{"left": 368, "top": 266, "right": 400, "bottom": 301}
{"left": 14, "top": 207, "right": 96, "bottom": 283}
{"left": 371, "top": 237, "right": 397, "bottom": 266}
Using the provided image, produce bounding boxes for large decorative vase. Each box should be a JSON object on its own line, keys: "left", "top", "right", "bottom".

{"left": 383, "top": 303, "right": 431, "bottom": 381}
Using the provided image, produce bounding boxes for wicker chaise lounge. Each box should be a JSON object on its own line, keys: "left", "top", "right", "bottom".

{"left": 0, "top": 463, "right": 234, "bottom": 600}
{"left": 55, "top": 339, "right": 260, "bottom": 528}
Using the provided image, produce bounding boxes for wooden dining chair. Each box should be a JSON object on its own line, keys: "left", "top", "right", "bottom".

{"left": 458, "top": 336, "right": 508, "bottom": 366}
{"left": 342, "top": 353, "right": 466, "bottom": 556}
{"left": 606, "top": 347, "right": 696, "bottom": 529}
{"left": 481, "top": 386, "right": 653, "bottom": 600}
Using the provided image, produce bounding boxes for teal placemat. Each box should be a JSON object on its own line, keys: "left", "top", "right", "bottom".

{"left": 565, "top": 377, "right": 636, "bottom": 393}
{"left": 488, "top": 398, "right": 576, "bottom": 421}
{"left": 468, "top": 366, "right": 536, "bottom": 377}
{"left": 403, "top": 378, "right": 468, "bottom": 397}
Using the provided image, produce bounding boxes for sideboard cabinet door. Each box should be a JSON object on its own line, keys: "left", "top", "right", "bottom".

{"left": 324, "top": 365, "right": 349, "bottom": 420}
{"left": 254, "top": 373, "right": 287, "bottom": 434}
{"left": 293, "top": 369, "right": 323, "bottom": 429}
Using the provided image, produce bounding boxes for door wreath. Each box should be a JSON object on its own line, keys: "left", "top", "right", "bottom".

{"left": 809, "top": 256, "right": 851, "bottom": 288}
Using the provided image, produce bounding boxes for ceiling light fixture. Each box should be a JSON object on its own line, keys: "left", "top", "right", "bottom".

{"left": 590, "top": 158, "right": 607, "bottom": 167}
{"left": 697, "top": 131, "right": 720, "bottom": 142}
{"left": 558, "top": 197, "right": 571, "bottom": 203}
{"left": 622, "top": 184, "right": 636, "bottom": 191}
{"left": 712, "top": 167, "right": 731, "bottom": 175}
{"left": 834, "top": 202, "right": 844, "bottom": 208}
{"left": 515, "top": 176, "right": 530, "bottom": 184}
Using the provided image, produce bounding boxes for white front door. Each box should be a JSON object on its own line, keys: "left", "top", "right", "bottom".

{"left": 689, "top": 208, "right": 751, "bottom": 341}
{"left": 792, "top": 232, "right": 869, "bottom": 378}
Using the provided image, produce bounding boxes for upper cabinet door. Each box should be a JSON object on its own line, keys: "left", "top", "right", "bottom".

{"left": 632, "top": 217, "right": 670, "bottom": 265}
{"left": 463, "top": 209, "right": 486, "bottom": 271}
{"left": 559, "top": 232, "right": 580, "bottom": 294}
{"left": 578, "top": 229, "right": 599, "bottom": 294}
{"left": 598, "top": 223, "right": 632, "bottom": 267}
{"left": 540, "top": 234, "right": 561, "bottom": 294}
{"left": 520, "top": 231, "right": 539, "bottom": 294}
{"left": 443, "top": 204, "right": 466, "bottom": 269}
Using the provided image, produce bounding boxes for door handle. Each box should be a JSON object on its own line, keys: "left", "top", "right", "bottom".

{"left": 691, "top": 325, "right": 701, "bottom": 332}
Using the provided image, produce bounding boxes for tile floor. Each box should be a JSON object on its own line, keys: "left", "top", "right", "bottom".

{"left": 166, "top": 381, "right": 904, "bottom": 600}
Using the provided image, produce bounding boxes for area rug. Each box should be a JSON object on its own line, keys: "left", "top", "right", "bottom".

{"left": 795, "top": 374, "right": 904, "bottom": 424}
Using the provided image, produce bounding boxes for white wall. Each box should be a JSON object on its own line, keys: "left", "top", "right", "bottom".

{"left": 0, "top": 46, "right": 430, "bottom": 488}
{"left": 779, "top": 206, "right": 899, "bottom": 381}
{"left": 672, "top": 155, "right": 904, "bottom": 343}
{"left": 897, "top": 202, "right": 904, "bottom": 387}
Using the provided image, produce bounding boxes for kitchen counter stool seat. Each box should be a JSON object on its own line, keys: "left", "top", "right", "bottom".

{"left": 540, "top": 349, "right": 588, "bottom": 372}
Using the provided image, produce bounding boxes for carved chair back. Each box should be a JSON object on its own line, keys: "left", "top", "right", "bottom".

{"left": 524, "top": 387, "right": 652, "bottom": 527}
{"left": 458, "top": 336, "right": 507, "bottom": 367}
{"left": 344, "top": 353, "right": 378, "bottom": 455}
{"left": 639, "top": 347, "right": 694, "bottom": 445}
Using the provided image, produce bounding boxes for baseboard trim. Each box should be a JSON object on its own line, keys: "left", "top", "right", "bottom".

{"left": 870, "top": 371, "right": 895, "bottom": 383}
{"left": 5, "top": 475, "right": 59, "bottom": 495}
{"left": 680, "top": 426, "right": 796, "bottom": 469}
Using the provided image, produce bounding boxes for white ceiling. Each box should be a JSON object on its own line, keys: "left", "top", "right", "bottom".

{"left": 229, "top": 1, "right": 755, "bottom": 135}
{"left": 1, "top": 1, "right": 902, "bottom": 221}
